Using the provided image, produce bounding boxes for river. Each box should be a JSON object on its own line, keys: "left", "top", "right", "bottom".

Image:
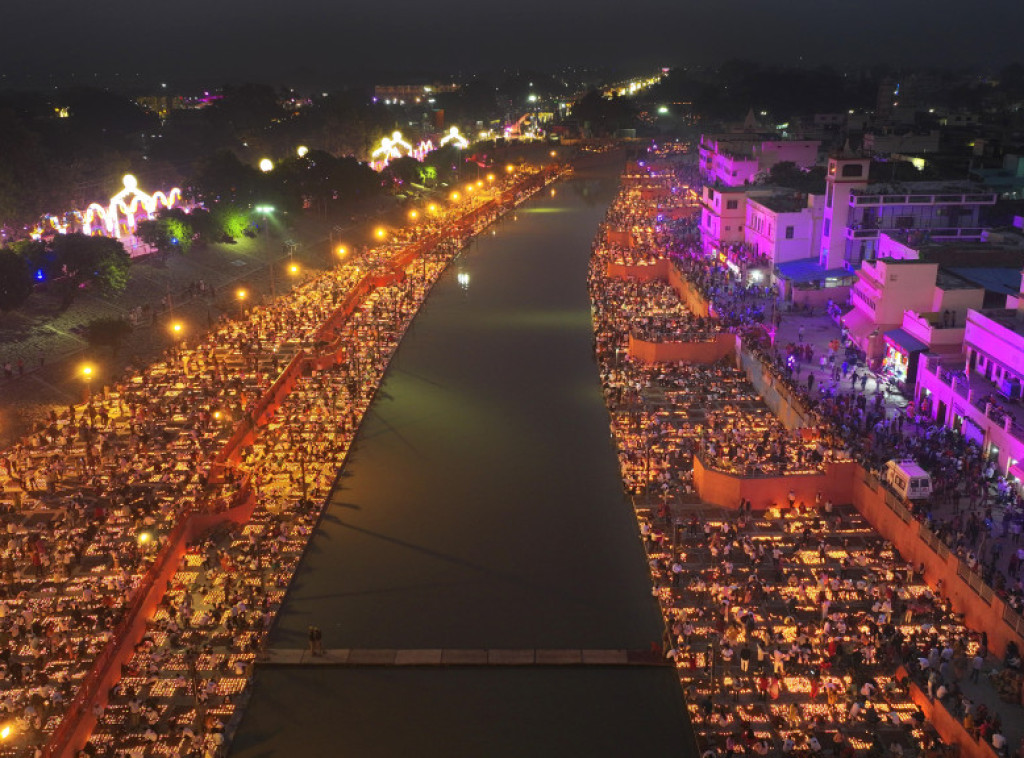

{"left": 230, "top": 154, "right": 695, "bottom": 757}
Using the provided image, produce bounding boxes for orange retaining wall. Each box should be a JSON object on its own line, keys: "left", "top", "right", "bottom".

{"left": 907, "top": 678, "right": 1001, "bottom": 758}
{"left": 628, "top": 333, "right": 736, "bottom": 364}
{"left": 692, "top": 457, "right": 858, "bottom": 511}
{"left": 668, "top": 264, "right": 713, "bottom": 318}
{"left": 54, "top": 484, "right": 256, "bottom": 758}
{"left": 607, "top": 259, "right": 669, "bottom": 282}
{"left": 50, "top": 167, "right": 563, "bottom": 758}
{"left": 851, "top": 474, "right": 1024, "bottom": 659}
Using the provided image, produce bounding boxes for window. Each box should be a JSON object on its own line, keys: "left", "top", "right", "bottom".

{"left": 785, "top": 226, "right": 795, "bottom": 239}
{"left": 823, "top": 218, "right": 831, "bottom": 237}
{"left": 841, "top": 163, "right": 864, "bottom": 178}
{"left": 726, "top": 199, "right": 738, "bottom": 210}
{"left": 826, "top": 185, "right": 834, "bottom": 208}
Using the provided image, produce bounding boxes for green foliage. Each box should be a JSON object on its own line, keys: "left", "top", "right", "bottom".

{"left": 417, "top": 165, "right": 438, "bottom": 186}
{"left": 0, "top": 248, "right": 33, "bottom": 312}
{"left": 136, "top": 209, "right": 194, "bottom": 255}
{"left": 213, "top": 205, "right": 252, "bottom": 240}
{"left": 83, "top": 316, "right": 132, "bottom": 351}
{"left": 49, "top": 233, "right": 130, "bottom": 295}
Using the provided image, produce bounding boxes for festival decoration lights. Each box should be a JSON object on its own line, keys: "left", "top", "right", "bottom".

{"left": 439, "top": 126, "right": 469, "bottom": 149}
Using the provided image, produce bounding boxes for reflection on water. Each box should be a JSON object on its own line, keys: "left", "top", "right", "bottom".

{"left": 231, "top": 152, "right": 694, "bottom": 757}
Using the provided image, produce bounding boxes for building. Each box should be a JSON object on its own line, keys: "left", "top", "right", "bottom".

{"left": 744, "top": 192, "right": 824, "bottom": 266}
{"left": 700, "top": 185, "right": 775, "bottom": 255}
{"left": 699, "top": 134, "right": 820, "bottom": 187}
{"left": 915, "top": 301, "right": 1024, "bottom": 475}
{"left": 373, "top": 83, "right": 458, "bottom": 104}
{"left": 818, "top": 154, "right": 997, "bottom": 270}
{"left": 862, "top": 129, "right": 941, "bottom": 155}
{"left": 843, "top": 251, "right": 987, "bottom": 364}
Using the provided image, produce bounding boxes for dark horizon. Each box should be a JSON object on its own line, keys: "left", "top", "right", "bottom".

{"left": 3, "top": 0, "right": 1023, "bottom": 91}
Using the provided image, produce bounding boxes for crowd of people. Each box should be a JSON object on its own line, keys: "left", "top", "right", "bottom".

{"left": 589, "top": 179, "right": 828, "bottom": 502}
{"left": 0, "top": 166, "right": 558, "bottom": 757}
{"left": 590, "top": 158, "right": 1024, "bottom": 758}
{"left": 650, "top": 502, "right": 978, "bottom": 758}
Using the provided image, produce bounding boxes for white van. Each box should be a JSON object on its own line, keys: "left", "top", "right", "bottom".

{"left": 883, "top": 459, "right": 933, "bottom": 501}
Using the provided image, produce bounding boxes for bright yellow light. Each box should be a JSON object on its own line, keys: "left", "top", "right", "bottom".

{"left": 1, "top": 725, "right": 10, "bottom": 740}
{"left": 138, "top": 532, "right": 150, "bottom": 545}
{"left": 550, "top": 150, "right": 557, "bottom": 157}
{"left": 236, "top": 288, "right": 247, "bottom": 300}
{"left": 505, "top": 164, "right": 514, "bottom": 173}
{"left": 466, "top": 184, "right": 474, "bottom": 193}
{"left": 336, "top": 245, "right": 347, "bottom": 257}
{"left": 297, "top": 145, "right": 309, "bottom": 158}
{"left": 428, "top": 203, "right": 437, "bottom": 213}
{"left": 450, "top": 192, "right": 460, "bottom": 201}
{"left": 171, "top": 321, "right": 183, "bottom": 334}
{"left": 214, "top": 411, "right": 222, "bottom": 420}
{"left": 375, "top": 227, "right": 386, "bottom": 239}
{"left": 258, "top": 158, "right": 274, "bottom": 173}
{"left": 288, "top": 264, "right": 300, "bottom": 275}
{"left": 476, "top": 180, "right": 483, "bottom": 187}
{"left": 81, "top": 364, "right": 94, "bottom": 379}
{"left": 409, "top": 210, "right": 418, "bottom": 220}
{"left": 486, "top": 174, "right": 495, "bottom": 182}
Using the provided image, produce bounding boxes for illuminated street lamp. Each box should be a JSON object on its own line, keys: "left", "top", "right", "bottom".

{"left": 297, "top": 145, "right": 309, "bottom": 157}
{"left": 375, "top": 227, "right": 387, "bottom": 241}
{"left": 237, "top": 288, "right": 248, "bottom": 301}
{"left": 258, "top": 158, "right": 274, "bottom": 173}
{"left": 486, "top": 174, "right": 495, "bottom": 182}
{"left": 505, "top": 164, "right": 515, "bottom": 173}
{"left": 428, "top": 203, "right": 438, "bottom": 214}
{"left": 408, "top": 209, "right": 419, "bottom": 221}
{"left": 450, "top": 191, "right": 460, "bottom": 202}
{"left": 80, "top": 363, "right": 95, "bottom": 401}
{"left": 170, "top": 321, "right": 184, "bottom": 337}
{"left": 336, "top": 245, "right": 348, "bottom": 257}
{"left": 1, "top": 724, "right": 13, "bottom": 740}
{"left": 288, "top": 263, "right": 300, "bottom": 277}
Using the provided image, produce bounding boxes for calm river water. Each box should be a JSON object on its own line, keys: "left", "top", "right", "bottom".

{"left": 230, "top": 155, "right": 695, "bottom": 757}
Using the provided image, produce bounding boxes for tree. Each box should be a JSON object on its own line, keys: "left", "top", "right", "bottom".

{"left": 0, "top": 248, "right": 33, "bottom": 312}
{"left": 83, "top": 316, "right": 133, "bottom": 357}
{"left": 49, "top": 233, "right": 130, "bottom": 303}
{"left": 137, "top": 209, "right": 194, "bottom": 256}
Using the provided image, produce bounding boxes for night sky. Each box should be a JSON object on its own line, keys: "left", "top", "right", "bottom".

{"left": 3, "top": 0, "right": 1023, "bottom": 88}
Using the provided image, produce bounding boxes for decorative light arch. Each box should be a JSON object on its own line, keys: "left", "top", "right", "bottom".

{"left": 439, "top": 126, "right": 468, "bottom": 149}
{"left": 80, "top": 174, "right": 182, "bottom": 237}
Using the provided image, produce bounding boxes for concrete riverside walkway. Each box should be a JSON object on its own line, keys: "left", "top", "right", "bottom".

{"left": 258, "top": 648, "right": 669, "bottom": 667}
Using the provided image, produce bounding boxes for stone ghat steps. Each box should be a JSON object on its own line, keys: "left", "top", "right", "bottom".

{"left": 257, "top": 648, "right": 670, "bottom": 667}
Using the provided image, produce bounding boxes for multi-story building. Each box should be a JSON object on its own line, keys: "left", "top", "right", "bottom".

{"left": 819, "top": 154, "right": 997, "bottom": 270}
{"left": 700, "top": 186, "right": 768, "bottom": 255}
{"left": 915, "top": 300, "right": 1024, "bottom": 475}
{"left": 843, "top": 252, "right": 986, "bottom": 363}
{"left": 699, "top": 134, "right": 820, "bottom": 187}
{"left": 744, "top": 192, "right": 824, "bottom": 266}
